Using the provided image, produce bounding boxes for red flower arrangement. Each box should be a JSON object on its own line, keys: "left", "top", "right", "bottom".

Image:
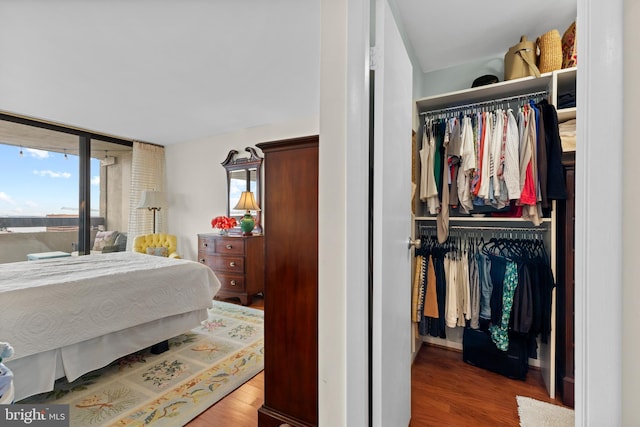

{"left": 211, "top": 216, "right": 237, "bottom": 230}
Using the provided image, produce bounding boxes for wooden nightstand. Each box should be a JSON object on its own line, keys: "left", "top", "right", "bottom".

{"left": 197, "top": 233, "right": 264, "bottom": 305}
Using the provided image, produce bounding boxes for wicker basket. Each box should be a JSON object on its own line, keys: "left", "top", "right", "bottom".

{"left": 537, "top": 29, "right": 563, "bottom": 73}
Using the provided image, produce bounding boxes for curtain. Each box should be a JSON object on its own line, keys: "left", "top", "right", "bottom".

{"left": 126, "top": 141, "right": 166, "bottom": 249}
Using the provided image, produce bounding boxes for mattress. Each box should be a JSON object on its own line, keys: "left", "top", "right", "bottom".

{"left": 0, "top": 251, "right": 221, "bottom": 400}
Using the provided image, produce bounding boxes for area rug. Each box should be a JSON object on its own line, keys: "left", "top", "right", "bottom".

{"left": 19, "top": 301, "right": 264, "bottom": 427}
{"left": 516, "top": 395, "right": 575, "bottom": 427}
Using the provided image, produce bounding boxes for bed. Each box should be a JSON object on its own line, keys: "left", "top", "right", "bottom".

{"left": 0, "top": 251, "right": 221, "bottom": 401}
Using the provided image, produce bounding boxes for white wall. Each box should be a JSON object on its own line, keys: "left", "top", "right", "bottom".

{"left": 164, "top": 116, "right": 318, "bottom": 261}
{"left": 319, "top": 0, "right": 371, "bottom": 425}
{"left": 623, "top": 0, "right": 640, "bottom": 424}
{"left": 319, "top": 0, "right": 349, "bottom": 425}
{"left": 419, "top": 55, "right": 505, "bottom": 98}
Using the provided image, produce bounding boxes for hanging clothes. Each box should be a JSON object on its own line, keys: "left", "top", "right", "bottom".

{"left": 502, "top": 109, "right": 521, "bottom": 200}
{"left": 489, "top": 261, "right": 519, "bottom": 351}
{"left": 457, "top": 116, "right": 475, "bottom": 213}
{"left": 444, "top": 252, "right": 458, "bottom": 328}
{"left": 423, "top": 254, "right": 439, "bottom": 318}
{"left": 477, "top": 111, "right": 493, "bottom": 201}
{"left": 415, "top": 230, "right": 555, "bottom": 355}
{"left": 436, "top": 124, "right": 451, "bottom": 244}
{"left": 419, "top": 121, "right": 440, "bottom": 214}
{"left": 458, "top": 247, "right": 471, "bottom": 326}
{"left": 418, "top": 91, "right": 569, "bottom": 230}
{"left": 468, "top": 240, "right": 482, "bottom": 330}
{"left": 537, "top": 99, "right": 568, "bottom": 201}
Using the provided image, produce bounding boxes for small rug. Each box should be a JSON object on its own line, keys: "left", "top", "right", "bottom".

{"left": 20, "top": 301, "right": 264, "bottom": 427}
{"left": 516, "top": 395, "right": 575, "bottom": 427}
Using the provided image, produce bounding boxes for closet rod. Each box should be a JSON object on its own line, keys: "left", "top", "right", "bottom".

{"left": 418, "top": 224, "right": 548, "bottom": 232}
{"left": 419, "top": 90, "right": 548, "bottom": 117}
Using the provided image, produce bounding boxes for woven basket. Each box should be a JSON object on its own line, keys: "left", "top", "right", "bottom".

{"left": 537, "top": 29, "right": 563, "bottom": 73}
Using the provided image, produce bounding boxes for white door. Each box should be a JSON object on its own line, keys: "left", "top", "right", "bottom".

{"left": 371, "top": 0, "right": 413, "bottom": 426}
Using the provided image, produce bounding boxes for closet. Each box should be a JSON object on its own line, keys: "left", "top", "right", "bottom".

{"left": 412, "top": 68, "right": 577, "bottom": 400}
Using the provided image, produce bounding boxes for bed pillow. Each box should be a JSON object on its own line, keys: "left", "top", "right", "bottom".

{"left": 92, "top": 231, "right": 119, "bottom": 251}
{"left": 146, "top": 247, "right": 168, "bottom": 257}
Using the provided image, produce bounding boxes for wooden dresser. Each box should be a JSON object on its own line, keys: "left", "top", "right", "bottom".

{"left": 197, "top": 233, "right": 264, "bottom": 306}
{"left": 257, "top": 135, "right": 318, "bottom": 427}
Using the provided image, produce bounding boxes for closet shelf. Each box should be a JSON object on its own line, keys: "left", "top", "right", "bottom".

{"left": 416, "top": 73, "right": 553, "bottom": 113}
{"left": 555, "top": 67, "right": 577, "bottom": 89}
{"left": 414, "top": 216, "right": 552, "bottom": 224}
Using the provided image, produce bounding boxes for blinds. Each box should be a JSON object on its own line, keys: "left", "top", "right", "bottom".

{"left": 126, "top": 141, "right": 165, "bottom": 249}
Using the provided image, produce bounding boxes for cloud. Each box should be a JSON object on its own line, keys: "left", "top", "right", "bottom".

{"left": 25, "top": 148, "right": 50, "bottom": 159}
{"left": 91, "top": 176, "right": 100, "bottom": 185}
{"left": 24, "top": 200, "right": 38, "bottom": 207}
{"left": 0, "top": 192, "right": 15, "bottom": 204}
{"left": 33, "top": 170, "right": 72, "bottom": 179}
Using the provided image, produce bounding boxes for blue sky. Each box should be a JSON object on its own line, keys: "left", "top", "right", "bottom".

{"left": 0, "top": 143, "right": 100, "bottom": 217}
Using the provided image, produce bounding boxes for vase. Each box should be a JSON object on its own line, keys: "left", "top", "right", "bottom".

{"left": 217, "top": 229, "right": 228, "bottom": 236}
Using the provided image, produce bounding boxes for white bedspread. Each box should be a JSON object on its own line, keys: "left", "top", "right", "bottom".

{"left": 0, "top": 252, "right": 221, "bottom": 360}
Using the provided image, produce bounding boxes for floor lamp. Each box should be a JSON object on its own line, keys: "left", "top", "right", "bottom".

{"left": 137, "top": 190, "right": 165, "bottom": 233}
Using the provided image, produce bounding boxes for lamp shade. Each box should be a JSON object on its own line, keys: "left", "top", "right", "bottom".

{"left": 137, "top": 190, "right": 165, "bottom": 209}
{"left": 233, "top": 191, "right": 261, "bottom": 211}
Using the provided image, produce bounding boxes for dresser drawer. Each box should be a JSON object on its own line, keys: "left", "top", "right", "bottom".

{"left": 213, "top": 237, "right": 245, "bottom": 255}
{"left": 204, "top": 255, "right": 245, "bottom": 273}
{"left": 215, "top": 272, "right": 246, "bottom": 291}
{"left": 198, "top": 237, "right": 217, "bottom": 255}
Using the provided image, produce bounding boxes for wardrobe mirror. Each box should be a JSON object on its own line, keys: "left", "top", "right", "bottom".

{"left": 221, "top": 147, "right": 263, "bottom": 232}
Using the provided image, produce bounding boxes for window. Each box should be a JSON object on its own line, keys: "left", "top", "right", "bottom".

{"left": 0, "top": 115, "right": 132, "bottom": 263}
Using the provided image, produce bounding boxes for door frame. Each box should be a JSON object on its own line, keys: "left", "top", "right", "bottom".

{"left": 318, "top": 0, "right": 626, "bottom": 424}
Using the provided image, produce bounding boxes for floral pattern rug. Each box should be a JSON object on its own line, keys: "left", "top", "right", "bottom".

{"left": 20, "top": 301, "right": 264, "bottom": 427}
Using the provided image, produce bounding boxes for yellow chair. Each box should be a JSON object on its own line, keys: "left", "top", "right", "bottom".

{"left": 133, "top": 233, "right": 181, "bottom": 259}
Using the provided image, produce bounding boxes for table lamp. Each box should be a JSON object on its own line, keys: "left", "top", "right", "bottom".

{"left": 233, "top": 191, "right": 261, "bottom": 236}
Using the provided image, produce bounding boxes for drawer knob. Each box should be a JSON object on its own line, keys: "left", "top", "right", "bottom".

{"left": 199, "top": 259, "right": 205, "bottom": 263}
{"left": 229, "top": 261, "right": 236, "bottom": 267}
{"left": 226, "top": 244, "right": 233, "bottom": 250}
{"left": 203, "top": 242, "right": 208, "bottom": 247}
{"left": 230, "top": 280, "right": 237, "bottom": 286}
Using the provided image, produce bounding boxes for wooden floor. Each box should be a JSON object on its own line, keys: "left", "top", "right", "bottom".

{"left": 408, "top": 344, "right": 567, "bottom": 427}
{"left": 187, "top": 296, "right": 569, "bottom": 426}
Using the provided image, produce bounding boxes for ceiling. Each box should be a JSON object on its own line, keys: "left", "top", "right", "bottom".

{"left": 0, "top": 0, "right": 576, "bottom": 148}
{"left": 394, "top": 0, "right": 577, "bottom": 74}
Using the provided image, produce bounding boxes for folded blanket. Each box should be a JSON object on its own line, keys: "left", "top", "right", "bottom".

{"left": 559, "top": 119, "right": 576, "bottom": 152}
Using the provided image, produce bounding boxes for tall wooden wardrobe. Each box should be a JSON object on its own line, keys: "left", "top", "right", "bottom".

{"left": 556, "top": 151, "right": 576, "bottom": 407}
{"left": 257, "top": 135, "right": 319, "bottom": 427}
